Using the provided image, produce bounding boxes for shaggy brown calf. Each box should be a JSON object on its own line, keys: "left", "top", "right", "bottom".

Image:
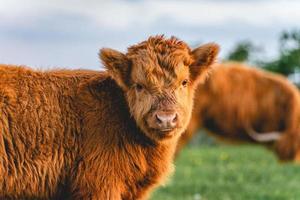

{"left": 177, "top": 62, "right": 300, "bottom": 162}
{"left": 0, "top": 36, "right": 219, "bottom": 199}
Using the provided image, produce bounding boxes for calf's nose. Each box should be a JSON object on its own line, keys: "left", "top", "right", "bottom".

{"left": 155, "top": 111, "right": 178, "bottom": 129}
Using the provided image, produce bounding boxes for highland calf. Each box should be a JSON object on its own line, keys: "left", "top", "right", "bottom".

{"left": 0, "top": 36, "right": 219, "bottom": 199}
{"left": 177, "top": 63, "right": 300, "bottom": 162}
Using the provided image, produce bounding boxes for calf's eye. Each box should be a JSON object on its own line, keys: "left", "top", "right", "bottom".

{"left": 135, "top": 84, "right": 144, "bottom": 92}
{"left": 182, "top": 79, "right": 188, "bottom": 87}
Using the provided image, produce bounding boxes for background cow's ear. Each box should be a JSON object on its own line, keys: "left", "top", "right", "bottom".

{"left": 189, "top": 43, "right": 220, "bottom": 84}
{"left": 99, "top": 48, "right": 131, "bottom": 90}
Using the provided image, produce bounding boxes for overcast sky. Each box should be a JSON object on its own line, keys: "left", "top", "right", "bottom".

{"left": 0, "top": 0, "right": 300, "bottom": 69}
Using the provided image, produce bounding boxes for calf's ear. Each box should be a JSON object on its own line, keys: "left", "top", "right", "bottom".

{"left": 190, "top": 43, "right": 220, "bottom": 84}
{"left": 99, "top": 48, "right": 131, "bottom": 90}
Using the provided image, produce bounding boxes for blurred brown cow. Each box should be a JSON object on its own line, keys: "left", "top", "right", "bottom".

{"left": 177, "top": 62, "right": 300, "bottom": 162}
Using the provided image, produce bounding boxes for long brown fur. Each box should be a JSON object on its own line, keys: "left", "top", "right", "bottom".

{"left": 176, "top": 62, "right": 300, "bottom": 162}
{"left": 0, "top": 36, "right": 219, "bottom": 199}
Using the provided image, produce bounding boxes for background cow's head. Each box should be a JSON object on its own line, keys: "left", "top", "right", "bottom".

{"left": 100, "top": 35, "right": 219, "bottom": 142}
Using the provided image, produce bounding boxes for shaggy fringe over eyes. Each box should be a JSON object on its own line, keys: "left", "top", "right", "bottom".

{"left": 127, "top": 35, "right": 191, "bottom": 54}
{"left": 127, "top": 35, "right": 193, "bottom": 67}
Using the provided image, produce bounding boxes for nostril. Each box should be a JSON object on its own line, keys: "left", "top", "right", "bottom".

{"left": 172, "top": 114, "right": 178, "bottom": 123}
{"left": 155, "top": 114, "right": 162, "bottom": 124}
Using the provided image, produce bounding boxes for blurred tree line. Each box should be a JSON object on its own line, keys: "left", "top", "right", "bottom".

{"left": 227, "top": 29, "right": 300, "bottom": 77}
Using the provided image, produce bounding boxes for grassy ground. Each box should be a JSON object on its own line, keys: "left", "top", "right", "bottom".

{"left": 151, "top": 145, "right": 300, "bottom": 200}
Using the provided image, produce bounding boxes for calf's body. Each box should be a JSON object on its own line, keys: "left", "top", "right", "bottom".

{"left": 0, "top": 65, "right": 174, "bottom": 199}
{"left": 0, "top": 66, "right": 92, "bottom": 199}
{"left": 0, "top": 36, "right": 219, "bottom": 199}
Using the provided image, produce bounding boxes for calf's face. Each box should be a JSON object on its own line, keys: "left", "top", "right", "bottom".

{"left": 100, "top": 36, "right": 219, "bottom": 142}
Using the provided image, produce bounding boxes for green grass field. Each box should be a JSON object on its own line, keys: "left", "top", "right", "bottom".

{"left": 151, "top": 145, "right": 300, "bottom": 200}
